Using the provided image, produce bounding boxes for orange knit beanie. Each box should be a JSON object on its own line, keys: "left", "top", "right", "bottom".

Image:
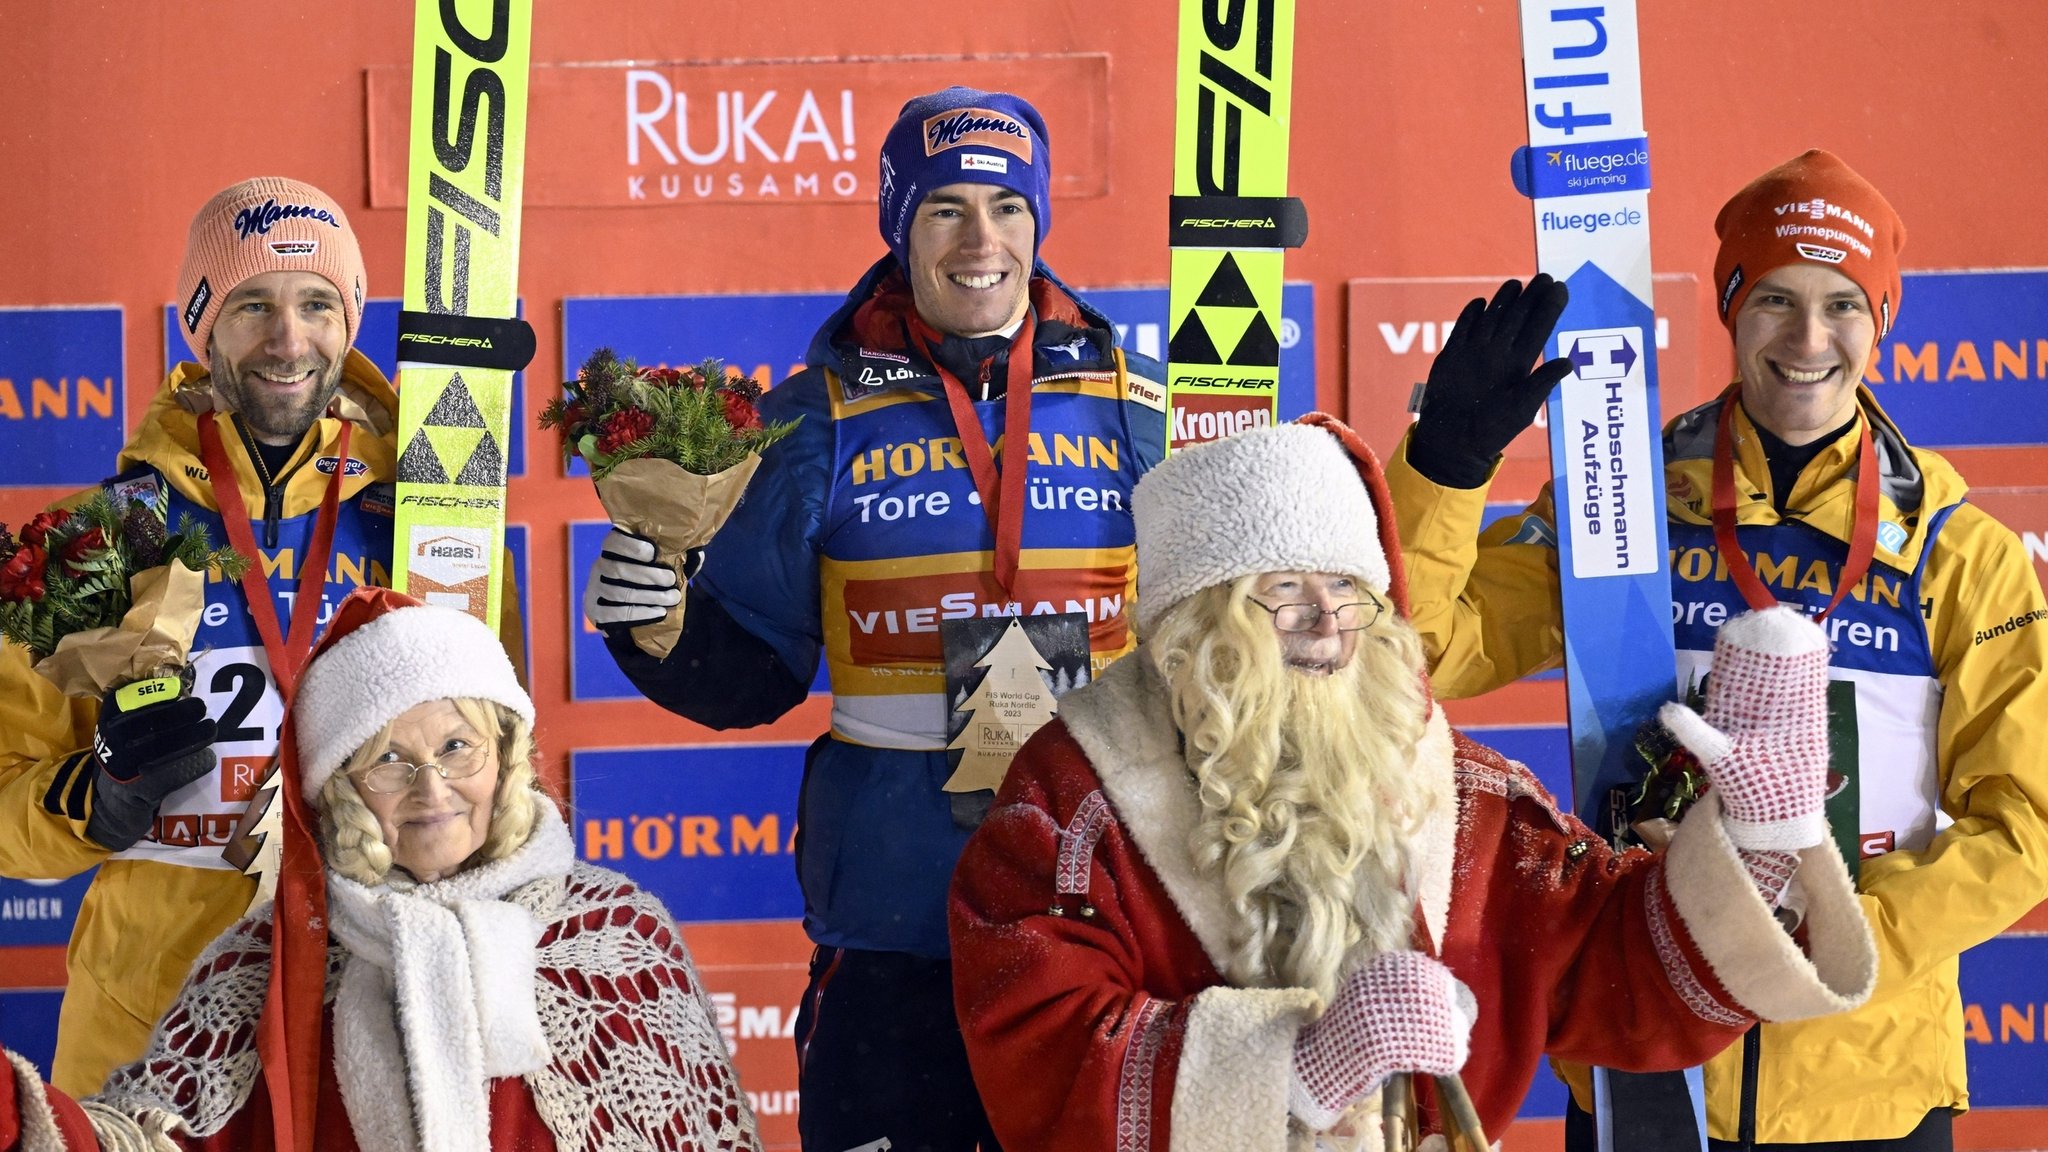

{"left": 173, "top": 177, "right": 367, "bottom": 362}
{"left": 1713, "top": 150, "right": 1906, "bottom": 338}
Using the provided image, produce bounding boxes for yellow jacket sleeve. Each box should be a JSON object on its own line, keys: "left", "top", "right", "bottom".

{"left": 1386, "top": 429, "right": 1567, "bottom": 699}
{"left": 1856, "top": 504, "right": 2048, "bottom": 996}
{"left": 495, "top": 545, "right": 529, "bottom": 689}
{"left": 0, "top": 640, "right": 113, "bottom": 878}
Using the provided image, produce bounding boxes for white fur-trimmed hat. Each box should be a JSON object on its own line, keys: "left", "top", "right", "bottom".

{"left": 293, "top": 588, "right": 532, "bottom": 803}
{"left": 1133, "top": 416, "right": 1403, "bottom": 635}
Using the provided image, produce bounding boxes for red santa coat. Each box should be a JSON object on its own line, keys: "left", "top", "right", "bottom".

{"left": 949, "top": 653, "right": 1876, "bottom": 1151}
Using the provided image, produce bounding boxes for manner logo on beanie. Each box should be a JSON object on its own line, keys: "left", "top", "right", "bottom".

{"left": 877, "top": 86, "right": 1052, "bottom": 269}
{"left": 174, "top": 176, "right": 368, "bottom": 363}
{"left": 1712, "top": 150, "right": 1906, "bottom": 338}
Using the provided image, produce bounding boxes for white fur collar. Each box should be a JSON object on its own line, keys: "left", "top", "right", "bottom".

{"left": 1057, "top": 654, "right": 1457, "bottom": 975}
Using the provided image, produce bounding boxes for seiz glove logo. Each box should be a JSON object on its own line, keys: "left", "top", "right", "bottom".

{"left": 114, "top": 674, "right": 181, "bottom": 712}
{"left": 92, "top": 728, "right": 122, "bottom": 780}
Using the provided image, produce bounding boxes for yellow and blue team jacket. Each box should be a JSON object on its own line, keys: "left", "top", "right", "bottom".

{"left": 1385, "top": 387, "right": 2048, "bottom": 1143}
{"left": 0, "top": 352, "right": 525, "bottom": 1096}
{"left": 606, "top": 256, "right": 1167, "bottom": 958}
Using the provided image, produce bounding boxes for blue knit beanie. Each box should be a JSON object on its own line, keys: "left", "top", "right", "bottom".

{"left": 877, "top": 87, "right": 1052, "bottom": 269}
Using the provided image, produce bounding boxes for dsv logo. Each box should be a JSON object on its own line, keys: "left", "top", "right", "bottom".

{"left": 421, "top": 0, "right": 521, "bottom": 315}
{"left": 1192, "top": 0, "right": 1279, "bottom": 195}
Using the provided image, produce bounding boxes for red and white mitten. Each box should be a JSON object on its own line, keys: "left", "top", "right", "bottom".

{"left": 1660, "top": 606, "right": 1831, "bottom": 901}
{"left": 1288, "top": 950, "right": 1474, "bottom": 1131}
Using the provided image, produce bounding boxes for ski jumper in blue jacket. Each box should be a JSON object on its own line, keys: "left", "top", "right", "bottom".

{"left": 604, "top": 254, "right": 1166, "bottom": 955}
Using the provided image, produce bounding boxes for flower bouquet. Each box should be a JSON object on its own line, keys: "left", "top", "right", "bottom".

{"left": 543, "top": 349, "right": 798, "bottom": 657}
{"left": 0, "top": 493, "right": 249, "bottom": 698}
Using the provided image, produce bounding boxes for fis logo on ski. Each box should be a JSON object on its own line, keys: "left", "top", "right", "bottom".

{"left": 923, "top": 109, "right": 1033, "bottom": 162}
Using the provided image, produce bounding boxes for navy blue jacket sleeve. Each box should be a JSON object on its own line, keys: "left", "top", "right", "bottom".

{"left": 602, "top": 368, "right": 834, "bottom": 729}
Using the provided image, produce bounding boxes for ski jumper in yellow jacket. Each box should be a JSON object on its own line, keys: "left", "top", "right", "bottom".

{"left": 1384, "top": 386, "right": 2048, "bottom": 1143}
{"left": 0, "top": 352, "right": 526, "bottom": 1097}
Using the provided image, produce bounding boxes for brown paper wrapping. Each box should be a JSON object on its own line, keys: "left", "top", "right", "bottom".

{"left": 593, "top": 454, "right": 763, "bottom": 658}
{"left": 32, "top": 560, "right": 207, "bottom": 698}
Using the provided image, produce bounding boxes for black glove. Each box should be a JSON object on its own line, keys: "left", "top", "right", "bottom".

{"left": 85, "top": 683, "right": 217, "bottom": 852}
{"left": 1406, "top": 274, "right": 1574, "bottom": 489}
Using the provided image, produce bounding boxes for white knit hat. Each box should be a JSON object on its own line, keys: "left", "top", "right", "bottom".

{"left": 292, "top": 589, "right": 532, "bottom": 803}
{"left": 1133, "top": 419, "right": 1394, "bottom": 635}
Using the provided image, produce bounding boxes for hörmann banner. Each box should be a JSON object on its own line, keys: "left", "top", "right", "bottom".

{"left": 0, "top": 307, "right": 124, "bottom": 489}
{"left": 1863, "top": 269, "right": 2048, "bottom": 447}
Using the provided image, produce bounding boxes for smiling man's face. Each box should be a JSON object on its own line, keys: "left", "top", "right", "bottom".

{"left": 1733, "top": 263, "right": 1875, "bottom": 445}
{"left": 904, "top": 182, "right": 1036, "bottom": 337}
{"left": 208, "top": 269, "right": 348, "bottom": 446}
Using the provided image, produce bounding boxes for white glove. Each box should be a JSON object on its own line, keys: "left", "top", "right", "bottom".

{"left": 1288, "top": 950, "right": 1476, "bottom": 1131}
{"left": 584, "top": 528, "right": 686, "bottom": 630}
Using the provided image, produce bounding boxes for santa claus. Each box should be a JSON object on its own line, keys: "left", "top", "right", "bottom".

{"left": 947, "top": 416, "right": 1877, "bottom": 1151}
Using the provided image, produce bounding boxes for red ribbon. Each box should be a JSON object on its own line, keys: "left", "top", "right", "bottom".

{"left": 909, "top": 310, "right": 1038, "bottom": 595}
{"left": 1709, "top": 391, "right": 1879, "bottom": 623}
{"left": 195, "top": 413, "right": 350, "bottom": 698}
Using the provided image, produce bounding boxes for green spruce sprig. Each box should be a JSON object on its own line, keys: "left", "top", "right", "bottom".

{"left": 542, "top": 351, "right": 799, "bottom": 481}
{"left": 0, "top": 493, "right": 248, "bottom": 660}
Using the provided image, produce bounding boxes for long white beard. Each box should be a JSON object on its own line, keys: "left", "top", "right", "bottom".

{"left": 1159, "top": 598, "right": 1438, "bottom": 1001}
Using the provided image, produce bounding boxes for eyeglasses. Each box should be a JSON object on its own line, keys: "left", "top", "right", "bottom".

{"left": 1248, "top": 598, "right": 1382, "bottom": 633}
{"left": 351, "top": 741, "right": 490, "bottom": 794}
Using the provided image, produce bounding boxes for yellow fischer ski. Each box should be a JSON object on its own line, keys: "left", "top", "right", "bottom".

{"left": 391, "top": 0, "right": 537, "bottom": 627}
{"left": 1165, "top": 0, "right": 1306, "bottom": 453}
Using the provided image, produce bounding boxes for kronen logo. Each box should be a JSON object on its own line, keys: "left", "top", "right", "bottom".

{"left": 626, "top": 74, "right": 863, "bottom": 200}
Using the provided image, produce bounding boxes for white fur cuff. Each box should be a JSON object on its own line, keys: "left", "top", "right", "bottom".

{"left": 1666, "top": 792, "right": 1876, "bottom": 1021}
{"left": 1170, "top": 986, "right": 1320, "bottom": 1152}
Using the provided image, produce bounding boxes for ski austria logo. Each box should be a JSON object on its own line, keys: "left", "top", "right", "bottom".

{"left": 231, "top": 199, "right": 342, "bottom": 240}
{"left": 961, "top": 154, "right": 1008, "bottom": 174}
{"left": 922, "top": 108, "right": 1033, "bottom": 162}
{"left": 269, "top": 239, "right": 319, "bottom": 257}
{"left": 1796, "top": 243, "right": 1848, "bottom": 265}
